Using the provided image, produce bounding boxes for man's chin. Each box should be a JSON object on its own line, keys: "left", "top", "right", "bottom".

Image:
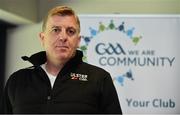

{"left": 54, "top": 50, "right": 74, "bottom": 61}
{"left": 56, "top": 53, "right": 70, "bottom": 61}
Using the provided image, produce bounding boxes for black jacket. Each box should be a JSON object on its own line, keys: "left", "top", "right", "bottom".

{"left": 0, "top": 50, "right": 122, "bottom": 114}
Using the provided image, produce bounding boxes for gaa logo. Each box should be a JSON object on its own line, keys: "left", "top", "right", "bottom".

{"left": 80, "top": 19, "right": 142, "bottom": 86}
{"left": 95, "top": 43, "right": 126, "bottom": 55}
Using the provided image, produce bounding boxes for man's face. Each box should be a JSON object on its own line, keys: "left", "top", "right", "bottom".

{"left": 39, "top": 15, "right": 81, "bottom": 64}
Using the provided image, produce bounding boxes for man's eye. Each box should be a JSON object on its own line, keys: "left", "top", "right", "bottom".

{"left": 66, "top": 28, "right": 76, "bottom": 36}
{"left": 52, "top": 28, "right": 61, "bottom": 33}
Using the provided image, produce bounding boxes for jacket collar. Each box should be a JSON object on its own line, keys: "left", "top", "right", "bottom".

{"left": 21, "top": 50, "right": 83, "bottom": 67}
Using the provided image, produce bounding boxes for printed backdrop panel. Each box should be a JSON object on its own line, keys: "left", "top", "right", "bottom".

{"left": 79, "top": 15, "right": 180, "bottom": 114}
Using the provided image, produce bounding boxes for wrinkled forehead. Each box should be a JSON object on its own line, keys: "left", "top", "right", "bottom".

{"left": 46, "top": 15, "right": 80, "bottom": 32}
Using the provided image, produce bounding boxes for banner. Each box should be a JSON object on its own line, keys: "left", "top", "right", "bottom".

{"left": 79, "top": 15, "right": 180, "bottom": 114}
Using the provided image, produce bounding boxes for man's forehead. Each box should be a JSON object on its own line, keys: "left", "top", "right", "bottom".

{"left": 47, "top": 15, "right": 77, "bottom": 27}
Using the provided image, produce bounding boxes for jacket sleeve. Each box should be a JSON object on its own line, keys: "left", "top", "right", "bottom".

{"left": 0, "top": 76, "right": 14, "bottom": 113}
{"left": 99, "top": 72, "right": 122, "bottom": 114}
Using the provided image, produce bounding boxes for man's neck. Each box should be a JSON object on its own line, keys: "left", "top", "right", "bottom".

{"left": 45, "top": 61, "right": 65, "bottom": 76}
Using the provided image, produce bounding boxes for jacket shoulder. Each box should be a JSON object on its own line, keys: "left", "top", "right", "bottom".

{"left": 82, "top": 62, "right": 108, "bottom": 71}
{"left": 11, "top": 65, "right": 36, "bottom": 75}
{"left": 6, "top": 66, "right": 36, "bottom": 83}
{"left": 80, "top": 62, "right": 111, "bottom": 78}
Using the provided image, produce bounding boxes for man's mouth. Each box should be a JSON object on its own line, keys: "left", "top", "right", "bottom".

{"left": 56, "top": 45, "right": 69, "bottom": 49}
{"left": 56, "top": 46, "right": 68, "bottom": 48}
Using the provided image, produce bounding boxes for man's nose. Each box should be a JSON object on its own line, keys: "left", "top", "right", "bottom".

{"left": 59, "top": 29, "right": 67, "bottom": 41}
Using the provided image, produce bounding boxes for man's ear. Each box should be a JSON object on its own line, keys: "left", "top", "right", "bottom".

{"left": 39, "top": 32, "right": 44, "bottom": 40}
{"left": 39, "top": 32, "right": 45, "bottom": 47}
{"left": 77, "top": 35, "right": 81, "bottom": 48}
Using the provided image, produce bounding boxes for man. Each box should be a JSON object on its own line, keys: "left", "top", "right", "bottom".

{"left": 0, "top": 6, "right": 122, "bottom": 114}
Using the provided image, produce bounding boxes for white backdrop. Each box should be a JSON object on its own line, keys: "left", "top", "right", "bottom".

{"left": 79, "top": 15, "right": 180, "bottom": 114}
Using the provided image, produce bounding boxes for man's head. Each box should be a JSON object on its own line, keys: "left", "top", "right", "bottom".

{"left": 42, "top": 6, "right": 80, "bottom": 33}
{"left": 39, "top": 6, "right": 81, "bottom": 66}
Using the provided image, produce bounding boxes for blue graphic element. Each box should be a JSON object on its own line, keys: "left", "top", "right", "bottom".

{"left": 116, "top": 75, "right": 124, "bottom": 86}
{"left": 89, "top": 27, "right": 98, "bottom": 37}
{"left": 126, "top": 27, "right": 135, "bottom": 39}
{"left": 126, "top": 69, "right": 134, "bottom": 80}
{"left": 117, "top": 22, "right": 125, "bottom": 33}
{"left": 81, "top": 36, "right": 92, "bottom": 45}
{"left": 114, "top": 69, "right": 134, "bottom": 86}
